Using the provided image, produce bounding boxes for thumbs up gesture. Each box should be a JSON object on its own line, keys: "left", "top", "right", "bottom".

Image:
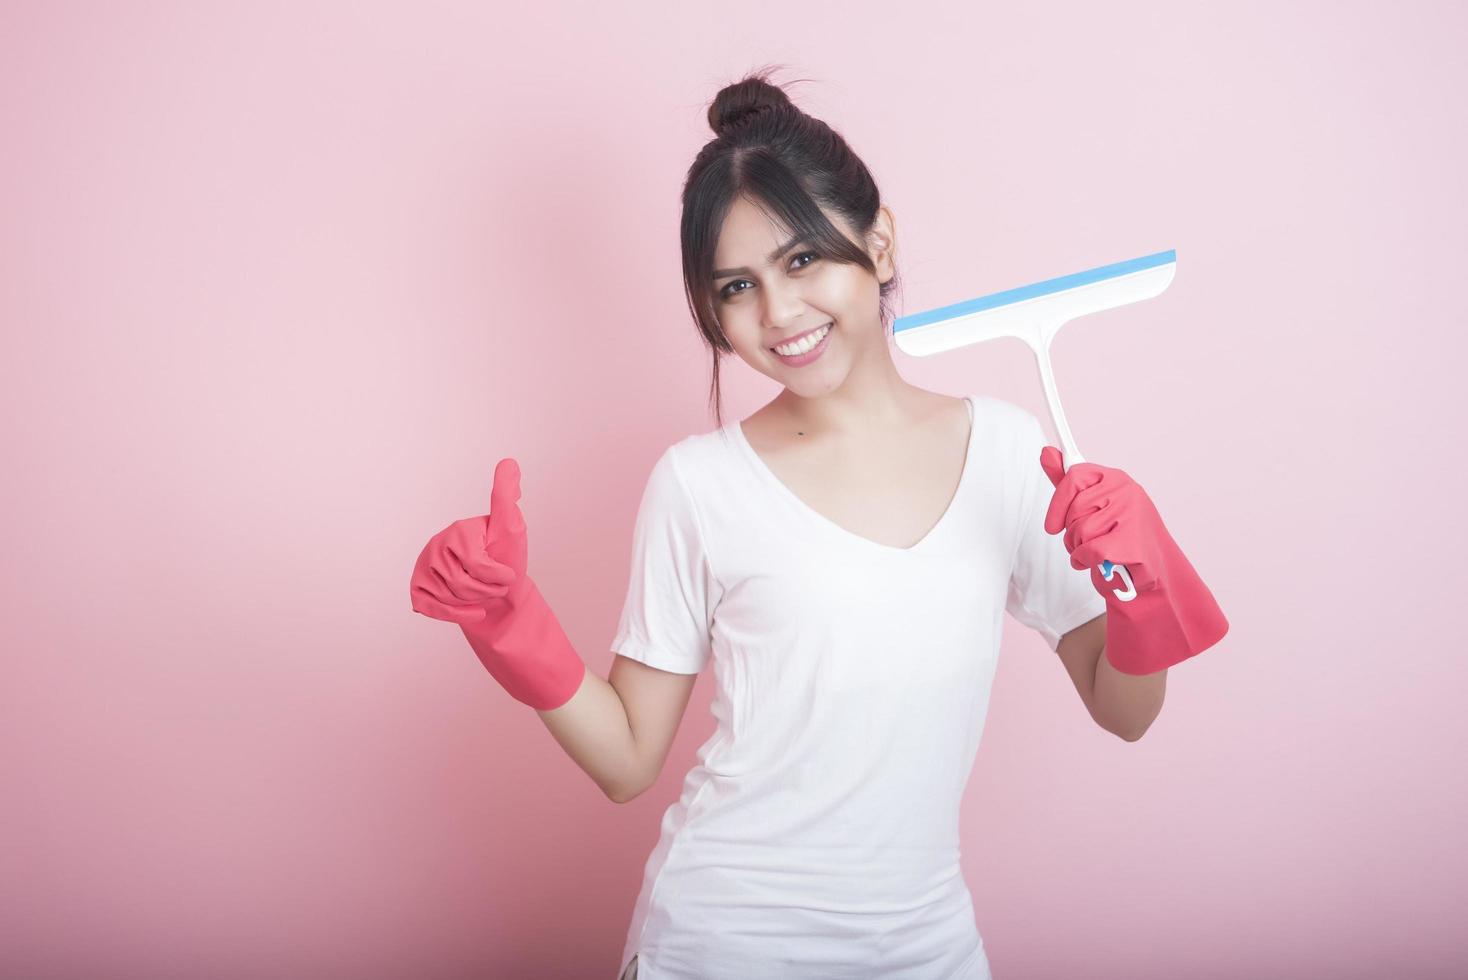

{"left": 407, "top": 458, "right": 523, "bottom": 626}
{"left": 410, "top": 458, "right": 586, "bottom": 710}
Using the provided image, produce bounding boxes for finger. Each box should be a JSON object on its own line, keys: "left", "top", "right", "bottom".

{"left": 1064, "top": 494, "right": 1117, "bottom": 551}
{"left": 1057, "top": 482, "right": 1105, "bottom": 553}
{"left": 420, "top": 562, "right": 505, "bottom": 607}
{"left": 445, "top": 533, "right": 517, "bottom": 589}
{"left": 1043, "top": 480, "right": 1080, "bottom": 537}
{"left": 1060, "top": 483, "right": 1111, "bottom": 531}
{"left": 412, "top": 585, "right": 489, "bottom": 626}
{"left": 438, "top": 558, "right": 511, "bottom": 603}
{"left": 429, "top": 560, "right": 481, "bottom": 605}
{"left": 1066, "top": 515, "right": 1116, "bottom": 560}
{"left": 1043, "top": 463, "right": 1105, "bottom": 536}
{"left": 1071, "top": 528, "right": 1143, "bottom": 575}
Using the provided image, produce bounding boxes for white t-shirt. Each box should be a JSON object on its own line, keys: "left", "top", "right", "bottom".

{"left": 612, "top": 394, "right": 1106, "bottom": 980}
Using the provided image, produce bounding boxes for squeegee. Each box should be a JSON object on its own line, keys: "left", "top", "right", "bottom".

{"left": 891, "top": 249, "right": 1178, "bottom": 603}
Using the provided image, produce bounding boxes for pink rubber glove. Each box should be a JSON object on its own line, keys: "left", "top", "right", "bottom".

{"left": 1039, "top": 447, "right": 1229, "bottom": 675}
{"left": 409, "top": 458, "right": 586, "bottom": 710}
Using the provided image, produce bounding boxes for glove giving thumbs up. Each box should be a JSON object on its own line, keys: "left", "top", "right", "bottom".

{"left": 410, "top": 458, "right": 586, "bottom": 711}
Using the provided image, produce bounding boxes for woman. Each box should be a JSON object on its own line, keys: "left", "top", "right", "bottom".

{"left": 410, "top": 65, "right": 1227, "bottom": 980}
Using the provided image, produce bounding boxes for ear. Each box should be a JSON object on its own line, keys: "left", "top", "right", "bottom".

{"left": 869, "top": 206, "right": 897, "bottom": 284}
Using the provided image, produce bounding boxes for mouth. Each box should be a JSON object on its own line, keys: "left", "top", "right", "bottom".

{"left": 769, "top": 321, "right": 833, "bottom": 354}
{"left": 769, "top": 321, "right": 833, "bottom": 366}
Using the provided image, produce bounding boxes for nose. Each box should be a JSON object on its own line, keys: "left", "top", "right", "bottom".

{"left": 760, "top": 280, "right": 812, "bottom": 336}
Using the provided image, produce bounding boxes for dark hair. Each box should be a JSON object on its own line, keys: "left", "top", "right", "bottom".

{"left": 680, "top": 64, "right": 902, "bottom": 428}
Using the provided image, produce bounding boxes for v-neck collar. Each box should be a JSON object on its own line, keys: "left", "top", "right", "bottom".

{"left": 727, "top": 395, "right": 976, "bottom": 555}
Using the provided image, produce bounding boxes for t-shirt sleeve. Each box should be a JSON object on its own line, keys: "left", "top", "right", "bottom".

{"left": 1004, "top": 411, "right": 1108, "bottom": 652}
{"left": 610, "top": 444, "right": 719, "bottom": 675}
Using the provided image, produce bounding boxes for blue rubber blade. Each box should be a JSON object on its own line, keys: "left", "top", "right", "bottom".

{"left": 892, "top": 249, "right": 1176, "bottom": 334}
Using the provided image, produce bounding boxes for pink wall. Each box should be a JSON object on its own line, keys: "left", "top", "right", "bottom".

{"left": 3, "top": 3, "right": 1463, "bottom": 977}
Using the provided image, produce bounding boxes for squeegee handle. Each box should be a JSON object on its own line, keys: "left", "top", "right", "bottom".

{"left": 1061, "top": 449, "right": 1138, "bottom": 603}
{"left": 1035, "top": 339, "right": 1137, "bottom": 603}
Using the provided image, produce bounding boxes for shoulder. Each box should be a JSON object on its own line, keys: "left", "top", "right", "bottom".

{"left": 669, "top": 422, "right": 740, "bottom": 479}
{"left": 966, "top": 393, "right": 1045, "bottom": 445}
{"left": 638, "top": 427, "right": 739, "bottom": 517}
{"left": 967, "top": 392, "right": 1034, "bottom": 426}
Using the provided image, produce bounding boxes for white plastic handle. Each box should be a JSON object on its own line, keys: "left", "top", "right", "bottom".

{"left": 1031, "top": 330, "right": 1136, "bottom": 603}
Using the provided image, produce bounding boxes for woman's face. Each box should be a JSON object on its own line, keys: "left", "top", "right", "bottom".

{"left": 710, "top": 195, "right": 895, "bottom": 399}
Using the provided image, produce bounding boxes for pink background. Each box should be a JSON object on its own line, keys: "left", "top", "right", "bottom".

{"left": 3, "top": 3, "right": 1464, "bottom": 978}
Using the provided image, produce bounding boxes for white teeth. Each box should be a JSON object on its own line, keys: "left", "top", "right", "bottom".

{"left": 773, "top": 322, "right": 831, "bottom": 356}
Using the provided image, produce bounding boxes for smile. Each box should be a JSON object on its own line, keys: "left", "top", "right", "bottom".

{"left": 770, "top": 322, "right": 833, "bottom": 366}
{"left": 770, "top": 322, "right": 832, "bottom": 356}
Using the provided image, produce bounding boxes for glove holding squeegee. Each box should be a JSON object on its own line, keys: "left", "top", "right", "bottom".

{"left": 892, "top": 249, "right": 1228, "bottom": 674}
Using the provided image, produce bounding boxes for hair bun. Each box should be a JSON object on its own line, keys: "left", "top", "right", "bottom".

{"left": 708, "top": 71, "right": 797, "bottom": 137}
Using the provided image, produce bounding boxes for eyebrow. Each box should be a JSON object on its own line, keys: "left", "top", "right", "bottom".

{"left": 712, "top": 234, "right": 807, "bottom": 280}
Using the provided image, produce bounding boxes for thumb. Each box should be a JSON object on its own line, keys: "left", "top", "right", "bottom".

{"left": 1039, "top": 445, "right": 1066, "bottom": 489}
{"left": 486, "top": 457, "right": 527, "bottom": 569}
{"left": 1039, "top": 446, "right": 1079, "bottom": 536}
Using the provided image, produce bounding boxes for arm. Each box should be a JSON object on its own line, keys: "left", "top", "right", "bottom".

{"left": 532, "top": 666, "right": 638, "bottom": 803}
{"left": 1055, "top": 612, "right": 1166, "bottom": 741}
{"left": 536, "top": 654, "right": 698, "bottom": 803}
{"left": 411, "top": 455, "right": 706, "bottom": 802}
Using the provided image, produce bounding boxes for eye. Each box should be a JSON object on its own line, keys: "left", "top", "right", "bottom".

{"left": 718, "top": 251, "right": 820, "bottom": 300}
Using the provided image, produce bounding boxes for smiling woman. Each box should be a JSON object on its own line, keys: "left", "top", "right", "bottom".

{"left": 600, "top": 63, "right": 1103, "bottom": 980}
{"left": 677, "top": 64, "right": 903, "bottom": 429}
